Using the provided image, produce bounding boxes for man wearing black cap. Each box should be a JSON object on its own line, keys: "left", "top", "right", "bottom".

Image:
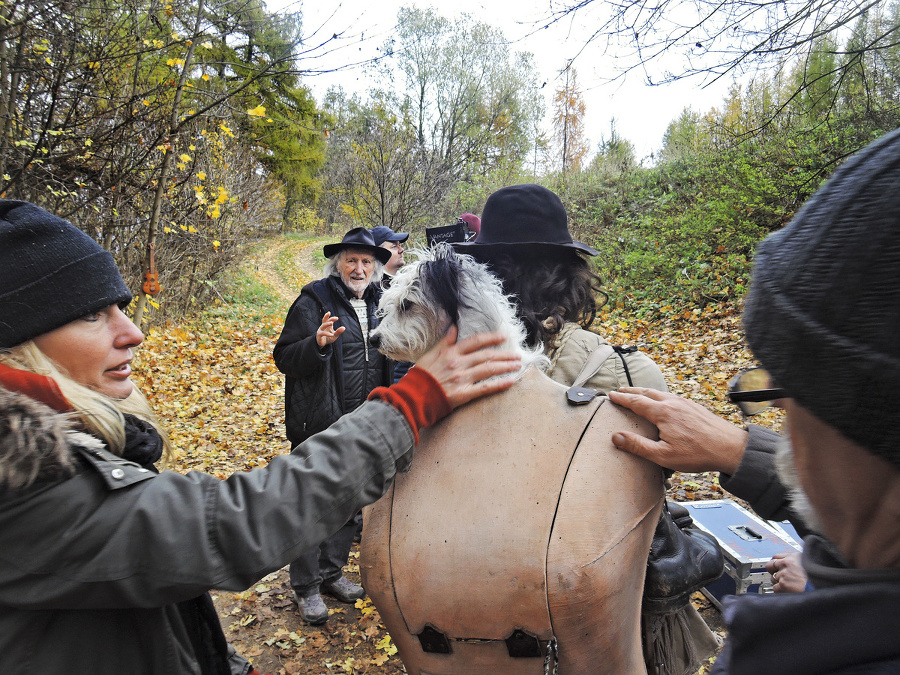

{"left": 273, "top": 227, "right": 394, "bottom": 624}
{"left": 370, "top": 225, "right": 409, "bottom": 279}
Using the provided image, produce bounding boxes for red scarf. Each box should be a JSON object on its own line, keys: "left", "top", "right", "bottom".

{"left": 0, "top": 362, "right": 71, "bottom": 412}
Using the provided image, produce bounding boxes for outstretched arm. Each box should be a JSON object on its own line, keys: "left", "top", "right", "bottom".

{"left": 609, "top": 387, "right": 807, "bottom": 533}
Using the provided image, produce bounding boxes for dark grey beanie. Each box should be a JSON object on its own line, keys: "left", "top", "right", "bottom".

{"left": 743, "top": 128, "right": 900, "bottom": 469}
{"left": 0, "top": 200, "right": 132, "bottom": 348}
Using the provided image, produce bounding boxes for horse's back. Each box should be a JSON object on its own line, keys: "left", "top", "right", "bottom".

{"left": 361, "top": 367, "right": 663, "bottom": 674}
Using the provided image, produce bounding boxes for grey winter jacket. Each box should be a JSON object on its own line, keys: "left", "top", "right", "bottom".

{"left": 720, "top": 424, "right": 809, "bottom": 537}
{"left": 273, "top": 276, "right": 392, "bottom": 446}
{"left": 0, "top": 386, "right": 414, "bottom": 674}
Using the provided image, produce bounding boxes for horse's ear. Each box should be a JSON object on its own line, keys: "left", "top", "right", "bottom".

{"left": 421, "top": 256, "right": 461, "bottom": 326}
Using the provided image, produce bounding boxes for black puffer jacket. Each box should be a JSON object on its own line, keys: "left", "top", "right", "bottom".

{"left": 273, "top": 276, "right": 392, "bottom": 446}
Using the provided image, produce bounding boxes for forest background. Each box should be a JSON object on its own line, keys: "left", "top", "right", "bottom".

{"left": 4, "top": 0, "right": 900, "bottom": 326}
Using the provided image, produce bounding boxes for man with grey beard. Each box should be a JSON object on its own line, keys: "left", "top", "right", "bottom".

{"left": 609, "top": 129, "right": 900, "bottom": 673}
{"left": 274, "top": 227, "right": 394, "bottom": 625}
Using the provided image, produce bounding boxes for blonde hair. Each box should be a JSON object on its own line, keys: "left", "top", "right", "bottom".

{"left": 0, "top": 341, "right": 172, "bottom": 464}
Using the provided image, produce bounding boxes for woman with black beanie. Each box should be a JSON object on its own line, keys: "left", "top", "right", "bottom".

{"left": 0, "top": 199, "right": 519, "bottom": 675}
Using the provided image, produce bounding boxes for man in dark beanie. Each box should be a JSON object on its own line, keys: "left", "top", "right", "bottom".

{"left": 611, "top": 130, "right": 900, "bottom": 673}
{"left": 0, "top": 200, "right": 131, "bottom": 348}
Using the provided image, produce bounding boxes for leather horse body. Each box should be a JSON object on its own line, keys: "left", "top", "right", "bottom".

{"left": 361, "top": 366, "right": 664, "bottom": 674}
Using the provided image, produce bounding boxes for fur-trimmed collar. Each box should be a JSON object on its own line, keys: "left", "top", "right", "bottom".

{"left": 0, "top": 385, "right": 99, "bottom": 490}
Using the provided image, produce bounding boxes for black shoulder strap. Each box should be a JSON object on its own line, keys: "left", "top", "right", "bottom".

{"left": 613, "top": 345, "right": 638, "bottom": 387}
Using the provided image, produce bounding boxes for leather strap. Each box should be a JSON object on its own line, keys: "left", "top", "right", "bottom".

{"left": 571, "top": 344, "right": 616, "bottom": 389}
{"left": 566, "top": 344, "right": 615, "bottom": 405}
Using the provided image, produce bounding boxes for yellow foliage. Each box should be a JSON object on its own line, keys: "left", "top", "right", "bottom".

{"left": 375, "top": 635, "right": 397, "bottom": 655}
{"left": 247, "top": 105, "right": 266, "bottom": 117}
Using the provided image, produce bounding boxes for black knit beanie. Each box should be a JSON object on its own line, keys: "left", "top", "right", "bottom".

{"left": 743, "top": 128, "right": 900, "bottom": 470}
{"left": 0, "top": 200, "right": 132, "bottom": 348}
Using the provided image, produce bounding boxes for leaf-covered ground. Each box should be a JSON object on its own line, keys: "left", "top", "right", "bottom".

{"left": 132, "top": 236, "right": 783, "bottom": 675}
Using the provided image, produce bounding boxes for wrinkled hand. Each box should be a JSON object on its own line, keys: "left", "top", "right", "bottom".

{"left": 608, "top": 387, "right": 747, "bottom": 474}
{"left": 766, "top": 551, "right": 807, "bottom": 593}
{"left": 415, "top": 326, "right": 521, "bottom": 409}
{"left": 316, "top": 311, "right": 346, "bottom": 348}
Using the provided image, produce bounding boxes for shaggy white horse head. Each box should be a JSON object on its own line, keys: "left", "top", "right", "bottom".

{"left": 371, "top": 244, "right": 547, "bottom": 372}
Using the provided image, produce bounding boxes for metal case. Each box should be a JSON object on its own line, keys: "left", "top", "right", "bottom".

{"left": 676, "top": 499, "right": 802, "bottom": 610}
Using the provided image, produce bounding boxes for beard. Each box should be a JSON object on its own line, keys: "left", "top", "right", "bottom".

{"left": 775, "top": 434, "right": 826, "bottom": 536}
{"left": 341, "top": 274, "right": 370, "bottom": 298}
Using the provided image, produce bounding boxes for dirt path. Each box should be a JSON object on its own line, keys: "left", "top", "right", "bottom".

{"left": 247, "top": 236, "right": 326, "bottom": 306}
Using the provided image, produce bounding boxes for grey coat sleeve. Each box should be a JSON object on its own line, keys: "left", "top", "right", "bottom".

{"left": 0, "top": 401, "right": 414, "bottom": 610}
{"left": 719, "top": 424, "right": 809, "bottom": 536}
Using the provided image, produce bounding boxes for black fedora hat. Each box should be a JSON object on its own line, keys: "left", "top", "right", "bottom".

{"left": 323, "top": 227, "right": 392, "bottom": 265}
{"left": 453, "top": 184, "right": 597, "bottom": 256}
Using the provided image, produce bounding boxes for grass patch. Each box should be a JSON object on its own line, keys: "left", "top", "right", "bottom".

{"left": 203, "top": 240, "right": 286, "bottom": 333}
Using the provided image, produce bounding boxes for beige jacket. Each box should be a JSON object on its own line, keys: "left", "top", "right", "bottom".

{"left": 543, "top": 322, "right": 668, "bottom": 394}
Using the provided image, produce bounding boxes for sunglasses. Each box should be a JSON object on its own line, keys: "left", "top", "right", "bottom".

{"left": 727, "top": 367, "right": 788, "bottom": 416}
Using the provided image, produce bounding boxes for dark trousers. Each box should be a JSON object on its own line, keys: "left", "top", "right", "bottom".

{"left": 290, "top": 515, "right": 361, "bottom": 597}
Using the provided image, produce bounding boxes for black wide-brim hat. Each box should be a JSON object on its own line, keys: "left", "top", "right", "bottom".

{"left": 453, "top": 184, "right": 597, "bottom": 256}
{"left": 323, "top": 227, "right": 392, "bottom": 265}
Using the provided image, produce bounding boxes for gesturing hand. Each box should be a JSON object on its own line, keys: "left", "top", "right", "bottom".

{"left": 316, "top": 311, "right": 346, "bottom": 348}
{"left": 415, "top": 326, "right": 521, "bottom": 409}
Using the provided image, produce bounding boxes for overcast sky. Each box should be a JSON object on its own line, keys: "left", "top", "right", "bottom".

{"left": 274, "top": 0, "right": 737, "bottom": 163}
